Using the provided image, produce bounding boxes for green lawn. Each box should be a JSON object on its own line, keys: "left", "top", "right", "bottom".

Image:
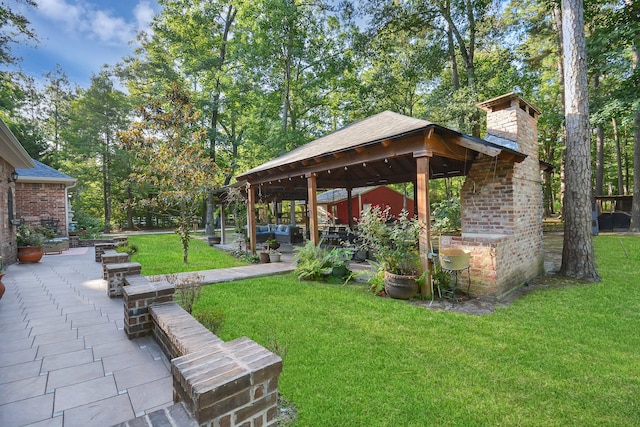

{"left": 126, "top": 233, "right": 247, "bottom": 275}
{"left": 193, "top": 235, "right": 640, "bottom": 426}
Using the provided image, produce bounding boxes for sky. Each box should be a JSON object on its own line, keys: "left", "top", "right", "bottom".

{"left": 12, "top": 0, "right": 161, "bottom": 88}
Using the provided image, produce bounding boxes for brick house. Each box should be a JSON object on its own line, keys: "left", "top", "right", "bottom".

{"left": 15, "top": 159, "right": 77, "bottom": 238}
{"left": 0, "top": 118, "right": 35, "bottom": 265}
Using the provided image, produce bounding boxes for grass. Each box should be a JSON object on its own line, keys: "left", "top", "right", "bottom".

{"left": 125, "top": 233, "right": 247, "bottom": 275}
{"left": 193, "top": 234, "right": 640, "bottom": 426}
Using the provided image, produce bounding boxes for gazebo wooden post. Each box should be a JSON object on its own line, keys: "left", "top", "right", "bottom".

{"left": 415, "top": 152, "right": 433, "bottom": 296}
{"left": 346, "top": 186, "right": 353, "bottom": 229}
{"left": 220, "top": 203, "right": 226, "bottom": 245}
{"left": 247, "top": 183, "right": 257, "bottom": 254}
{"left": 306, "top": 173, "right": 319, "bottom": 245}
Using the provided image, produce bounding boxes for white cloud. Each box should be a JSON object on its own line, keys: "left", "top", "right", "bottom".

{"left": 91, "top": 10, "right": 134, "bottom": 44}
{"left": 35, "top": 0, "right": 156, "bottom": 46}
{"left": 134, "top": 1, "right": 156, "bottom": 34}
{"left": 37, "top": 0, "right": 85, "bottom": 32}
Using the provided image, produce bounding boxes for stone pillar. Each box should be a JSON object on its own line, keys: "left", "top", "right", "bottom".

{"left": 105, "top": 262, "right": 141, "bottom": 297}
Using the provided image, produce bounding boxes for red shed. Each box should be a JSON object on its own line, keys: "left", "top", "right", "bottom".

{"left": 316, "top": 186, "right": 414, "bottom": 224}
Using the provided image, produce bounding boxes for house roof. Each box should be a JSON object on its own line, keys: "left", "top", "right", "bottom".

{"left": 0, "top": 118, "right": 34, "bottom": 169}
{"left": 236, "top": 110, "right": 526, "bottom": 191}
{"left": 15, "top": 159, "right": 76, "bottom": 184}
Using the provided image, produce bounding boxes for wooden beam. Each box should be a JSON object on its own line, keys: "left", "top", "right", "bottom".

{"left": 307, "top": 173, "right": 319, "bottom": 245}
{"left": 416, "top": 155, "right": 433, "bottom": 296}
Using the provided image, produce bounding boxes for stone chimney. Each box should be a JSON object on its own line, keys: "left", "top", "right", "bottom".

{"left": 440, "top": 93, "right": 544, "bottom": 298}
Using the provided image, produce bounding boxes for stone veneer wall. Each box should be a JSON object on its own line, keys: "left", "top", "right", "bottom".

{"left": 0, "top": 158, "right": 17, "bottom": 265}
{"left": 440, "top": 95, "right": 544, "bottom": 299}
{"left": 15, "top": 180, "right": 68, "bottom": 236}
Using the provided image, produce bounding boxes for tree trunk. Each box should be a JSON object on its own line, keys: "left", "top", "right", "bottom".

{"left": 447, "top": 25, "right": 459, "bottom": 90}
{"left": 553, "top": 4, "right": 567, "bottom": 219}
{"left": 559, "top": 0, "right": 600, "bottom": 281}
{"left": 127, "top": 186, "right": 134, "bottom": 230}
{"left": 595, "top": 124, "right": 604, "bottom": 196}
{"left": 612, "top": 117, "right": 624, "bottom": 194}
{"left": 629, "top": 32, "right": 640, "bottom": 231}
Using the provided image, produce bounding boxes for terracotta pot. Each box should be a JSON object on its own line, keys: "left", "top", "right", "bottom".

{"left": 0, "top": 273, "right": 5, "bottom": 300}
{"left": 383, "top": 270, "right": 419, "bottom": 300}
{"left": 17, "top": 246, "right": 43, "bottom": 263}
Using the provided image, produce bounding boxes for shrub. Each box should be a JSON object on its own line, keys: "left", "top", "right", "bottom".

{"left": 432, "top": 197, "right": 461, "bottom": 232}
{"left": 195, "top": 308, "right": 224, "bottom": 335}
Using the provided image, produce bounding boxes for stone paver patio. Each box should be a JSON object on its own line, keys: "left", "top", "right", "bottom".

{"left": 0, "top": 247, "right": 173, "bottom": 427}
{"left": 0, "top": 241, "right": 297, "bottom": 427}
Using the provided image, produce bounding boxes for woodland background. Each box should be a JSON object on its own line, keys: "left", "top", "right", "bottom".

{"left": 1, "top": 0, "right": 637, "bottom": 234}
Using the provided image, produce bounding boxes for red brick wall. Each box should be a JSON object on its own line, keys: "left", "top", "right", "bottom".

{"left": 0, "top": 158, "right": 17, "bottom": 265}
{"left": 15, "top": 181, "right": 68, "bottom": 236}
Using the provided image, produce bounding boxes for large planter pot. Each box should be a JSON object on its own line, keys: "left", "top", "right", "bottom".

{"left": 269, "top": 252, "right": 281, "bottom": 262}
{"left": 0, "top": 273, "right": 5, "bottom": 300}
{"left": 384, "top": 271, "right": 419, "bottom": 300}
{"left": 259, "top": 252, "right": 270, "bottom": 263}
{"left": 17, "top": 246, "right": 43, "bottom": 263}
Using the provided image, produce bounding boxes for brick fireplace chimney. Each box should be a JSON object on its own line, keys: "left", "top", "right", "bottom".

{"left": 440, "top": 93, "right": 544, "bottom": 299}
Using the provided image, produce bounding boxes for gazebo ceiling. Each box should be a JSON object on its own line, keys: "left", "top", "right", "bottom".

{"left": 236, "top": 111, "right": 526, "bottom": 196}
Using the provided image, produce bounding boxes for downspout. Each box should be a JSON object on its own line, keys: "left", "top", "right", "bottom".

{"left": 65, "top": 181, "right": 77, "bottom": 237}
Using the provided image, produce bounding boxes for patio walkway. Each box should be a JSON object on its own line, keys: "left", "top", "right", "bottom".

{"left": 0, "top": 245, "right": 295, "bottom": 427}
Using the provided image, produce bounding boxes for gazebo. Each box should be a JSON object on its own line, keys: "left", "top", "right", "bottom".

{"left": 236, "top": 93, "right": 545, "bottom": 298}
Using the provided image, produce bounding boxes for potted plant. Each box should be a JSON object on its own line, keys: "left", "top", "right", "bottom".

{"left": 16, "top": 224, "right": 50, "bottom": 263}
{"left": 328, "top": 246, "right": 352, "bottom": 278}
{"left": 268, "top": 249, "right": 281, "bottom": 262}
{"left": 356, "top": 206, "right": 422, "bottom": 299}
{"left": 264, "top": 238, "right": 280, "bottom": 251}
{"left": 259, "top": 250, "right": 271, "bottom": 263}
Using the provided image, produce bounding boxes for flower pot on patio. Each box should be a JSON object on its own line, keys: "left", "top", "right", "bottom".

{"left": 17, "top": 246, "right": 43, "bottom": 263}
{"left": 383, "top": 270, "right": 419, "bottom": 300}
{"left": 269, "top": 252, "right": 281, "bottom": 262}
{"left": 259, "top": 251, "right": 270, "bottom": 263}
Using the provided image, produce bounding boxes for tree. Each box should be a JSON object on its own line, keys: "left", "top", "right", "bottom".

{"left": 559, "top": 0, "right": 599, "bottom": 280}
{"left": 0, "top": 0, "right": 37, "bottom": 65}
{"left": 64, "top": 70, "right": 131, "bottom": 233}
{"left": 120, "top": 83, "right": 219, "bottom": 263}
